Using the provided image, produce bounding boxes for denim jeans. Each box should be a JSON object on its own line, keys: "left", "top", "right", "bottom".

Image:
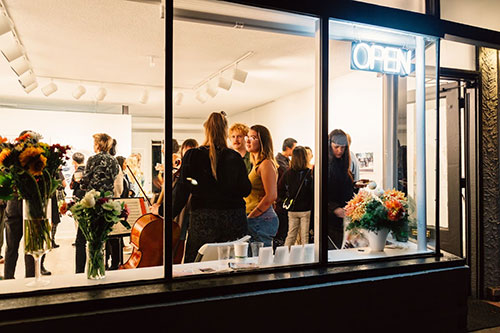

{"left": 247, "top": 207, "right": 279, "bottom": 247}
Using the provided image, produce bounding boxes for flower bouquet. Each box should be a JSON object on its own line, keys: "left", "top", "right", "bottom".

{"left": 69, "top": 190, "right": 130, "bottom": 279}
{"left": 0, "top": 132, "right": 69, "bottom": 285}
{"left": 344, "top": 184, "right": 409, "bottom": 251}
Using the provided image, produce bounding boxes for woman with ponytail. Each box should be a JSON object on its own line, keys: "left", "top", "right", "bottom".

{"left": 173, "top": 112, "right": 251, "bottom": 263}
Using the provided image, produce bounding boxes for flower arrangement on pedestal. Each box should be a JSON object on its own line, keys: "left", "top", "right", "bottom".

{"left": 69, "top": 190, "right": 130, "bottom": 279}
{"left": 344, "top": 184, "right": 409, "bottom": 251}
{"left": 0, "top": 131, "right": 70, "bottom": 285}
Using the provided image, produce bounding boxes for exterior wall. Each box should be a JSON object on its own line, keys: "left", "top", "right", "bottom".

{"left": 0, "top": 264, "right": 468, "bottom": 332}
{"left": 479, "top": 47, "right": 500, "bottom": 296}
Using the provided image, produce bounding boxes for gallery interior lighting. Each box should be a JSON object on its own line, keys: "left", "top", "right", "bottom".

{"left": 0, "top": 3, "right": 38, "bottom": 91}
{"left": 95, "top": 87, "right": 107, "bottom": 101}
{"left": 0, "top": 11, "right": 12, "bottom": 36}
{"left": 206, "top": 83, "right": 218, "bottom": 97}
{"left": 188, "top": 51, "right": 254, "bottom": 101}
{"left": 23, "top": 81, "right": 37, "bottom": 94}
{"left": 195, "top": 90, "right": 208, "bottom": 104}
{"left": 139, "top": 89, "right": 149, "bottom": 104}
{"left": 42, "top": 81, "right": 58, "bottom": 97}
{"left": 218, "top": 76, "right": 232, "bottom": 91}
{"left": 10, "top": 55, "right": 30, "bottom": 76}
{"left": 174, "top": 92, "right": 183, "bottom": 106}
{"left": 72, "top": 85, "right": 86, "bottom": 99}
{"left": 232, "top": 67, "right": 248, "bottom": 83}
{"left": 18, "top": 70, "right": 36, "bottom": 88}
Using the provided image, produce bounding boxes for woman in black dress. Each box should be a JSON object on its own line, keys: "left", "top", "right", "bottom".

{"left": 173, "top": 112, "right": 251, "bottom": 263}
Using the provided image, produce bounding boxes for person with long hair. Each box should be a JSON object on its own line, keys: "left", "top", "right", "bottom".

{"left": 244, "top": 125, "right": 279, "bottom": 247}
{"left": 279, "top": 146, "right": 313, "bottom": 246}
{"left": 327, "top": 129, "right": 355, "bottom": 249}
{"left": 173, "top": 112, "right": 251, "bottom": 263}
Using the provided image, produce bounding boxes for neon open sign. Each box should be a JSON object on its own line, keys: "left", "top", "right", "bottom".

{"left": 351, "top": 42, "right": 413, "bottom": 76}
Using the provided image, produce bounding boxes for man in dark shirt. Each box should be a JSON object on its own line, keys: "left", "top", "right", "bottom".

{"left": 274, "top": 137, "right": 297, "bottom": 247}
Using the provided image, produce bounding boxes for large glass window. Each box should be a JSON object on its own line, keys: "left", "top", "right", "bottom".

{"left": 328, "top": 19, "right": 438, "bottom": 262}
{"left": 0, "top": 0, "right": 165, "bottom": 293}
{"left": 354, "top": 0, "right": 425, "bottom": 14}
{"left": 172, "top": 0, "right": 319, "bottom": 277}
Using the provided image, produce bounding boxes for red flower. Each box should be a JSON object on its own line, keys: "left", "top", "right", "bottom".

{"left": 385, "top": 198, "right": 404, "bottom": 221}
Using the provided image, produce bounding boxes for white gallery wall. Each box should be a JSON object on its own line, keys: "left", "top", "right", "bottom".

{"left": 0, "top": 108, "right": 131, "bottom": 192}
{"left": 228, "top": 70, "right": 383, "bottom": 184}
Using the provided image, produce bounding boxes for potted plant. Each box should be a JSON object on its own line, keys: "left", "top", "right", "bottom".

{"left": 344, "top": 183, "right": 409, "bottom": 252}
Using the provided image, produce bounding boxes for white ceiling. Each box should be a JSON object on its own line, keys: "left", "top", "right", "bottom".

{"left": 0, "top": 0, "right": 346, "bottom": 123}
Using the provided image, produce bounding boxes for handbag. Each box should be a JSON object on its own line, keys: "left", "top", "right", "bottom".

{"left": 282, "top": 169, "right": 310, "bottom": 211}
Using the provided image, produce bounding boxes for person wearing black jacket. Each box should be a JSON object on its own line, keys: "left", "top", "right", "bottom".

{"left": 278, "top": 146, "right": 313, "bottom": 246}
{"left": 327, "top": 129, "right": 355, "bottom": 249}
{"left": 173, "top": 112, "right": 251, "bottom": 263}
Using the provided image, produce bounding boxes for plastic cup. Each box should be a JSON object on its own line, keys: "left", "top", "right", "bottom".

{"left": 250, "top": 242, "right": 264, "bottom": 257}
{"left": 217, "top": 245, "right": 230, "bottom": 269}
{"left": 258, "top": 247, "right": 273, "bottom": 266}
{"left": 273, "top": 246, "right": 289, "bottom": 265}
{"left": 289, "top": 245, "right": 304, "bottom": 264}
{"left": 233, "top": 242, "right": 248, "bottom": 262}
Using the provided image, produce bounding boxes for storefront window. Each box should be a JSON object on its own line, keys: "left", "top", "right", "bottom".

{"left": 0, "top": 1, "right": 165, "bottom": 293}
{"left": 328, "top": 19, "right": 438, "bottom": 262}
{"left": 172, "top": 0, "right": 319, "bottom": 277}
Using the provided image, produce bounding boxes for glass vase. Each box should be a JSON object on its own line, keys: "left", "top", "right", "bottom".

{"left": 23, "top": 199, "right": 52, "bottom": 287}
{"left": 86, "top": 241, "right": 106, "bottom": 280}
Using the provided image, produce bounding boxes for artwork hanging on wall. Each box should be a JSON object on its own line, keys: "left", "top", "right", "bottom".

{"left": 356, "top": 152, "right": 374, "bottom": 172}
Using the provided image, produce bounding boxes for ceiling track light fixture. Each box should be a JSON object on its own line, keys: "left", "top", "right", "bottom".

{"left": 195, "top": 90, "right": 208, "bottom": 104}
{"left": 190, "top": 51, "right": 254, "bottom": 98}
{"left": 96, "top": 87, "right": 107, "bottom": 102}
{"left": 0, "top": 3, "right": 37, "bottom": 91}
{"left": 42, "top": 81, "right": 58, "bottom": 97}
{"left": 174, "top": 92, "right": 184, "bottom": 106}
{"left": 139, "top": 89, "right": 149, "bottom": 104}
{"left": 24, "top": 81, "right": 38, "bottom": 94}
{"left": 73, "top": 85, "right": 86, "bottom": 99}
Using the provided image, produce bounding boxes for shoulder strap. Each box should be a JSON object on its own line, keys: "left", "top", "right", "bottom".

{"left": 292, "top": 169, "right": 310, "bottom": 201}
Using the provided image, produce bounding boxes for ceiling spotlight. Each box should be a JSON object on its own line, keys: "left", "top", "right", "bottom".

{"left": 174, "top": 92, "right": 183, "bottom": 106}
{"left": 195, "top": 91, "right": 208, "bottom": 104}
{"left": 233, "top": 67, "right": 248, "bottom": 83}
{"left": 42, "top": 82, "right": 57, "bottom": 97}
{"left": 149, "top": 55, "right": 156, "bottom": 68}
{"left": 206, "top": 83, "right": 218, "bottom": 98}
{"left": 72, "top": 85, "right": 86, "bottom": 99}
{"left": 95, "top": 87, "right": 107, "bottom": 101}
{"left": 24, "top": 82, "right": 38, "bottom": 94}
{"left": 0, "top": 12, "right": 13, "bottom": 36}
{"left": 1, "top": 37, "right": 25, "bottom": 61}
{"left": 139, "top": 90, "right": 149, "bottom": 104}
{"left": 10, "top": 55, "right": 30, "bottom": 76}
{"left": 218, "top": 76, "right": 232, "bottom": 91}
{"left": 18, "top": 70, "right": 36, "bottom": 88}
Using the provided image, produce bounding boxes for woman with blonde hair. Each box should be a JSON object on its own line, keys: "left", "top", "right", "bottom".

{"left": 173, "top": 111, "right": 251, "bottom": 263}
{"left": 245, "top": 125, "right": 279, "bottom": 247}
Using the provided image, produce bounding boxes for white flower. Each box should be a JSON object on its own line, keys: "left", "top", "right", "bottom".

{"left": 368, "top": 181, "right": 377, "bottom": 190}
{"left": 374, "top": 188, "right": 384, "bottom": 197}
{"left": 81, "top": 192, "right": 96, "bottom": 208}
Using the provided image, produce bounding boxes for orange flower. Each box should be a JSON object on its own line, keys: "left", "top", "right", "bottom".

{"left": 19, "top": 147, "right": 47, "bottom": 176}
{"left": 15, "top": 133, "right": 31, "bottom": 142}
{"left": 0, "top": 136, "right": 7, "bottom": 143}
{"left": 0, "top": 148, "right": 11, "bottom": 166}
{"left": 345, "top": 190, "right": 371, "bottom": 221}
{"left": 385, "top": 198, "right": 404, "bottom": 221}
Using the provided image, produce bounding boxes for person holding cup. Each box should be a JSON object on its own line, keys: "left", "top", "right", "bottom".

{"left": 244, "top": 125, "right": 279, "bottom": 247}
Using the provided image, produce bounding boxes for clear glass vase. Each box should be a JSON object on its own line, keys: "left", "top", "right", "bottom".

{"left": 86, "top": 241, "right": 106, "bottom": 280}
{"left": 23, "top": 199, "right": 52, "bottom": 287}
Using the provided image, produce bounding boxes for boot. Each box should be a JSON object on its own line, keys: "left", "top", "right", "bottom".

{"left": 51, "top": 223, "right": 59, "bottom": 248}
{"left": 41, "top": 254, "right": 51, "bottom": 276}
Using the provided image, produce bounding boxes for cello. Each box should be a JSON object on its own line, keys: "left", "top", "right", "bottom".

{"left": 119, "top": 165, "right": 184, "bottom": 269}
